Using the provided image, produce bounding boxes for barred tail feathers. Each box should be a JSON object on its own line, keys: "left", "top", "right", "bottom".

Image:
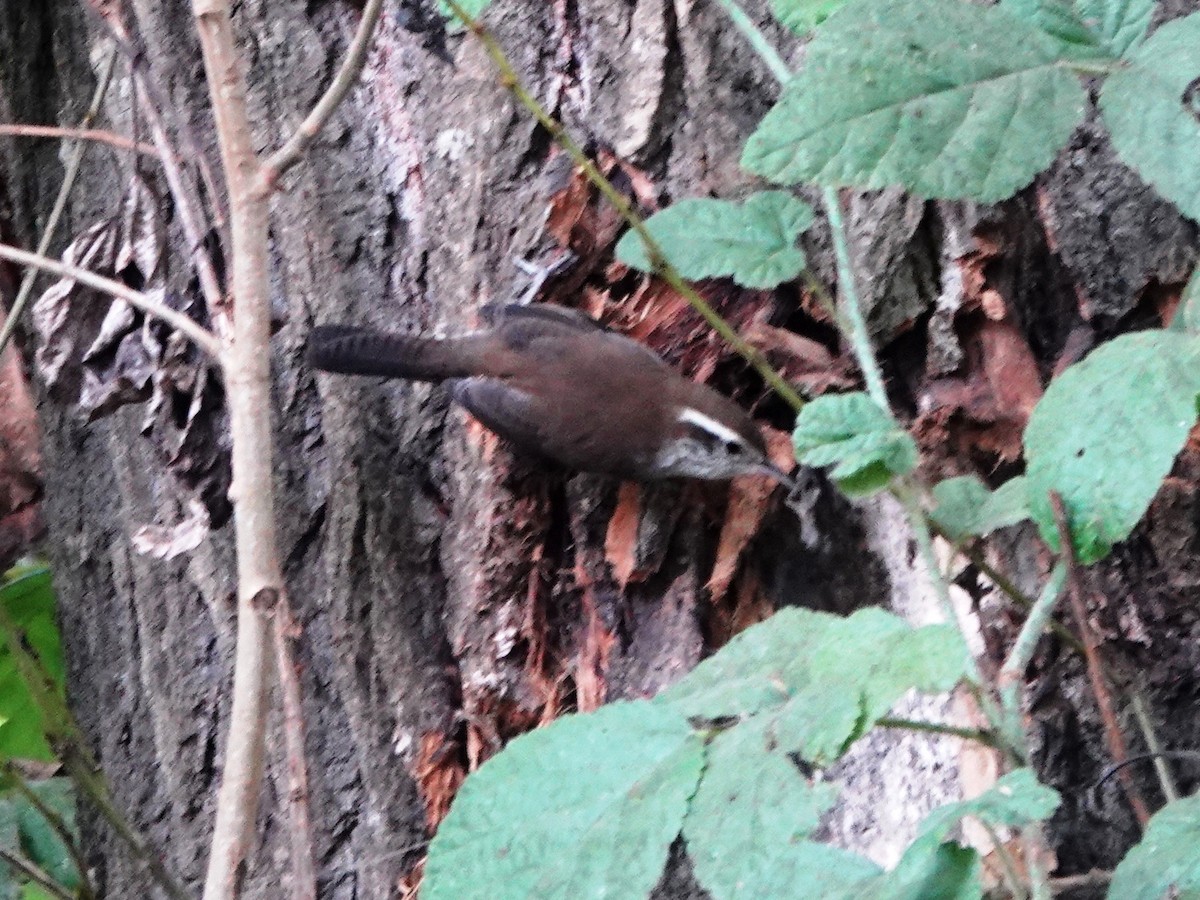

{"left": 306, "top": 325, "right": 478, "bottom": 381}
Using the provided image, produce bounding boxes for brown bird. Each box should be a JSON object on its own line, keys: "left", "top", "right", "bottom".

{"left": 307, "top": 304, "right": 791, "bottom": 484}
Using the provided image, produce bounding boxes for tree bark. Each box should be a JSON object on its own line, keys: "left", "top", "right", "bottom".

{"left": 1, "top": 0, "right": 1198, "bottom": 897}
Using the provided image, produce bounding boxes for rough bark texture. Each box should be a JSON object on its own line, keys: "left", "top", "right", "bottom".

{"left": 0, "top": 0, "right": 1198, "bottom": 898}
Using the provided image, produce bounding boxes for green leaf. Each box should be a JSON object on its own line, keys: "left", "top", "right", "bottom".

{"left": 1024, "top": 331, "right": 1200, "bottom": 563}
{"left": 741, "top": 0, "right": 1087, "bottom": 202}
{"left": 793, "top": 393, "right": 918, "bottom": 496}
{"left": 1074, "top": 0, "right": 1154, "bottom": 56}
{"left": 616, "top": 192, "right": 813, "bottom": 289}
{"left": 1000, "top": 0, "right": 1103, "bottom": 51}
{"left": 0, "top": 778, "right": 80, "bottom": 898}
{"left": 438, "top": 0, "right": 491, "bottom": 32}
{"left": 14, "top": 780, "right": 78, "bottom": 890}
{"left": 853, "top": 770, "right": 1059, "bottom": 899}
{"left": 770, "top": 0, "right": 851, "bottom": 34}
{"left": 1099, "top": 13, "right": 1200, "bottom": 222}
{"left": 424, "top": 702, "right": 703, "bottom": 900}
{"left": 931, "top": 476, "right": 1031, "bottom": 541}
{"left": 0, "top": 567, "right": 64, "bottom": 763}
{"left": 1171, "top": 266, "right": 1200, "bottom": 335}
{"left": 659, "top": 607, "right": 969, "bottom": 764}
{"left": 1109, "top": 793, "right": 1200, "bottom": 900}
{"left": 684, "top": 725, "right": 880, "bottom": 899}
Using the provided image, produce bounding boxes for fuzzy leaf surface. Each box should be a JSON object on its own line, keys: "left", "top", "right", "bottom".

{"left": 1099, "top": 13, "right": 1200, "bottom": 221}
{"left": 1024, "top": 331, "right": 1200, "bottom": 562}
{"left": 742, "top": 0, "right": 1087, "bottom": 201}
{"left": 424, "top": 702, "right": 703, "bottom": 900}
{"left": 616, "top": 192, "right": 813, "bottom": 289}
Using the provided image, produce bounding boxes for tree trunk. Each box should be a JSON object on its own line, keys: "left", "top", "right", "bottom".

{"left": 0, "top": 0, "right": 1197, "bottom": 897}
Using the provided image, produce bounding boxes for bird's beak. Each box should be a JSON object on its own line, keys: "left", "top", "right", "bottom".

{"left": 751, "top": 462, "right": 800, "bottom": 493}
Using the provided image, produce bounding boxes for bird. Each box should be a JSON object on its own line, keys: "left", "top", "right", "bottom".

{"left": 307, "top": 303, "right": 792, "bottom": 484}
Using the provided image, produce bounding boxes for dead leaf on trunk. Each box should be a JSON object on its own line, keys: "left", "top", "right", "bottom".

{"left": 29, "top": 175, "right": 232, "bottom": 525}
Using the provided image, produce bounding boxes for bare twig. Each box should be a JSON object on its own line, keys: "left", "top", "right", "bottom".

{"left": 0, "top": 49, "right": 119, "bottom": 358}
{"left": 273, "top": 590, "right": 316, "bottom": 900}
{"left": 0, "top": 124, "right": 158, "bottom": 157}
{"left": 0, "top": 846, "right": 76, "bottom": 900}
{"left": 191, "top": 0, "right": 291, "bottom": 897}
{"left": 0, "top": 242, "right": 223, "bottom": 358}
{"left": 1049, "top": 492, "right": 1150, "bottom": 827}
{"left": 255, "top": 0, "right": 386, "bottom": 195}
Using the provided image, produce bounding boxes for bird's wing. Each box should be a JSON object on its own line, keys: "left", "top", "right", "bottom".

{"left": 447, "top": 377, "right": 549, "bottom": 458}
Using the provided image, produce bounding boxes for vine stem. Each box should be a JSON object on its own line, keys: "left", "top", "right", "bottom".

{"left": 710, "top": 0, "right": 792, "bottom": 82}
{"left": 445, "top": 0, "right": 805, "bottom": 412}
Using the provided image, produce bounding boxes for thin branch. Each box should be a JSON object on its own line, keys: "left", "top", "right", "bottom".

{"left": 1050, "top": 492, "right": 1150, "bottom": 827}
{"left": 0, "top": 49, "right": 119, "bottom": 358}
{"left": 192, "top": 0, "right": 290, "bottom": 897}
{"left": 1129, "top": 689, "right": 1179, "bottom": 803}
{"left": 445, "top": 0, "right": 805, "bottom": 412}
{"left": 255, "top": 0, "right": 386, "bottom": 195}
{"left": 273, "top": 590, "right": 316, "bottom": 900}
{"left": 134, "top": 78, "right": 229, "bottom": 327}
{"left": 0, "top": 847, "right": 76, "bottom": 900}
{"left": 0, "top": 123, "right": 158, "bottom": 157}
{"left": 0, "top": 242, "right": 223, "bottom": 359}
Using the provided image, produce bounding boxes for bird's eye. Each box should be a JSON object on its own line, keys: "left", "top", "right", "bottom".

{"left": 726, "top": 441, "right": 743, "bottom": 455}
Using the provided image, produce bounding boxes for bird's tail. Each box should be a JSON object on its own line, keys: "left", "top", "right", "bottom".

{"left": 306, "top": 325, "right": 480, "bottom": 381}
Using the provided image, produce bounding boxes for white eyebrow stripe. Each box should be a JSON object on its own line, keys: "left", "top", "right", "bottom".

{"left": 678, "top": 407, "right": 745, "bottom": 446}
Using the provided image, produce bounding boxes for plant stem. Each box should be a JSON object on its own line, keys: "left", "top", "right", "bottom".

{"left": 823, "top": 187, "right": 889, "bottom": 409}
{"left": 1049, "top": 492, "right": 1150, "bottom": 826}
{"left": 0, "top": 123, "right": 157, "bottom": 157}
{"left": 0, "top": 48, "right": 118, "bottom": 358}
{"left": 875, "top": 716, "right": 1000, "bottom": 748}
{"left": 1129, "top": 689, "right": 1179, "bottom": 804}
{"left": 709, "top": 0, "right": 792, "bottom": 83}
